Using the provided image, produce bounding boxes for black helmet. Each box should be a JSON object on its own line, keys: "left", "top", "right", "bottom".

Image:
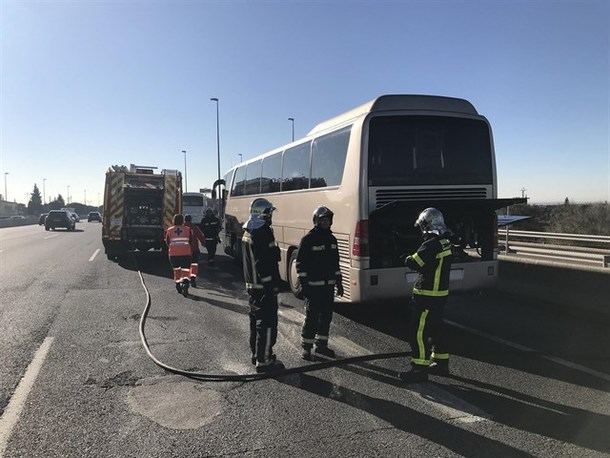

{"left": 184, "top": 214, "right": 192, "bottom": 223}
{"left": 205, "top": 208, "right": 214, "bottom": 217}
{"left": 312, "top": 206, "right": 334, "bottom": 225}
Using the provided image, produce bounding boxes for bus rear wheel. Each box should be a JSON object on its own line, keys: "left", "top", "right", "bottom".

{"left": 288, "top": 250, "right": 303, "bottom": 299}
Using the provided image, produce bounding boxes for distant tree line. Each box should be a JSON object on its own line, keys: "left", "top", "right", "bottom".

{"left": 25, "top": 184, "right": 101, "bottom": 216}
{"left": 500, "top": 201, "right": 609, "bottom": 236}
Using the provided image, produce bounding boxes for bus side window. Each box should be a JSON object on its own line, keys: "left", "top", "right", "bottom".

{"left": 231, "top": 166, "right": 246, "bottom": 196}
{"left": 261, "top": 153, "right": 282, "bottom": 193}
{"left": 311, "top": 126, "right": 351, "bottom": 188}
{"left": 244, "top": 160, "right": 262, "bottom": 195}
{"left": 282, "top": 142, "right": 311, "bottom": 191}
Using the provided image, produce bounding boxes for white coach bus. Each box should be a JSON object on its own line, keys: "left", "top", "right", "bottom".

{"left": 222, "top": 95, "right": 523, "bottom": 303}
{"left": 182, "top": 192, "right": 211, "bottom": 223}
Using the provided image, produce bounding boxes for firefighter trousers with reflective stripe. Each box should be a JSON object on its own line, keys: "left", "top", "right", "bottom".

{"left": 301, "top": 287, "right": 334, "bottom": 349}
{"left": 409, "top": 295, "right": 448, "bottom": 367}
{"left": 248, "top": 292, "right": 278, "bottom": 364}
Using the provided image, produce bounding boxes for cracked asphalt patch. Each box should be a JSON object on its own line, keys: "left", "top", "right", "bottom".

{"left": 127, "top": 379, "right": 224, "bottom": 430}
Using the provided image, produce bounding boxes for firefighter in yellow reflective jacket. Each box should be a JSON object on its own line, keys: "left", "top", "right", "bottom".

{"left": 399, "top": 207, "right": 454, "bottom": 383}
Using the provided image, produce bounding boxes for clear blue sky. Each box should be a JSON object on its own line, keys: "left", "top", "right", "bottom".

{"left": 1, "top": 0, "right": 608, "bottom": 205}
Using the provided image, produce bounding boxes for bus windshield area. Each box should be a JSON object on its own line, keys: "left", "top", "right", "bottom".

{"left": 368, "top": 115, "right": 493, "bottom": 186}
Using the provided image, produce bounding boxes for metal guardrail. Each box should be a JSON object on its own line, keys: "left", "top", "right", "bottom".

{"left": 498, "top": 229, "right": 610, "bottom": 268}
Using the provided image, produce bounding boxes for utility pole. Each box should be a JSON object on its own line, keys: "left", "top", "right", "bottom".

{"left": 3, "top": 172, "right": 9, "bottom": 202}
{"left": 288, "top": 117, "right": 295, "bottom": 142}
{"left": 210, "top": 97, "right": 221, "bottom": 182}
{"left": 182, "top": 150, "right": 188, "bottom": 192}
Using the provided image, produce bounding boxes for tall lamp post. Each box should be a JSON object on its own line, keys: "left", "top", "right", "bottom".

{"left": 182, "top": 150, "right": 188, "bottom": 192}
{"left": 238, "top": 153, "right": 243, "bottom": 163}
{"left": 288, "top": 117, "right": 295, "bottom": 142}
{"left": 67, "top": 185, "right": 70, "bottom": 204}
{"left": 43, "top": 178, "right": 47, "bottom": 205}
{"left": 3, "top": 172, "right": 8, "bottom": 201}
{"left": 210, "top": 97, "right": 221, "bottom": 182}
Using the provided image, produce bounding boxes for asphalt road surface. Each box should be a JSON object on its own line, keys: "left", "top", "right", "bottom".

{"left": 0, "top": 223, "right": 609, "bottom": 457}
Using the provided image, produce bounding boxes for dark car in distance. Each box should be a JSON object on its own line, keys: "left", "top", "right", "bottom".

{"left": 39, "top": 213, "right": 48, "bottom": 225}
{"left": 45, "top": 210, "right": 76, "bottom": 231}
{"left": 88, "top": 211, "right": 102, "bottom": 222}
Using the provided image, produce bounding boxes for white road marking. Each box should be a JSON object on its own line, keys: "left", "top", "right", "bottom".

{"left": 43, "top": 234, "right": 59, "bottom": 240}
{"left": 0, "top": 337, "right": 54, "bottom": 457}
{"left": 414, "top": 384, "right": 488, "bottom": 423}
{"left": 89, "top": 248, "right": 100, "bottom": 262}
{"left": 446, "top": 319, "right": 610, "bottom": 382}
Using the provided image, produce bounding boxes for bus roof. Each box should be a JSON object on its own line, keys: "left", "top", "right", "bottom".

{"left": 307, "top": 94, "right": 478, "bottom": 136}
{"left": 225, "top": 94, "right": 480, "bottom": 172}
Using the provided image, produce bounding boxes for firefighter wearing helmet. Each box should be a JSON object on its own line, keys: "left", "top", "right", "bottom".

{"left": 296, "top": 206, "right": 344, "bottom": 360}
{"left": 399, "top": 207, "right": 454, "bottom": 383}
{"left": 241, "top": 198, "right": 283, "bottom": 373}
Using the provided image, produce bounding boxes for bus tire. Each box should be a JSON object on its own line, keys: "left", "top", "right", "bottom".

{"left": 288, "top": 250, "right": 304, "bottom": 299}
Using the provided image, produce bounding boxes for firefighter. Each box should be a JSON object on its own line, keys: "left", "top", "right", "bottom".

{"left": 165, "top": 214, "right": 197, "bottom": 297}
{"left": 297, "top": 206, "right": 344, "bottom": 361}
{"left": 184, "top": 214, "right": 206, "bottom": 287}
{"left": 241, "top": 198, "right": 283, "bottom": 373}
{"left": 201, "top": 208, "right": 221, "bottom": 264}
{"left": 398, "top": 208, "right": 453, "bottom": 383}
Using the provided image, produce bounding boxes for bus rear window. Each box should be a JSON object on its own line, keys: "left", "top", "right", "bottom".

{"left": 368, "top": 116, "right": 493, "bottom": 186}
{"left": 183, "top": 195, "right": 204, "bottom": 206}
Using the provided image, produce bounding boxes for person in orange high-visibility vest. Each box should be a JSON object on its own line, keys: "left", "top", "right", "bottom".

{"left": 184, "top": 214, "right": 206, "bottom": 288}
{"left": 165, "top": 214, "right": 196, "bottom": 296}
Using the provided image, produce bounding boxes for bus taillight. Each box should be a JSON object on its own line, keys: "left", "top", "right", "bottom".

{"left": 353, "top": 220, "right": 369, "bottom": 257}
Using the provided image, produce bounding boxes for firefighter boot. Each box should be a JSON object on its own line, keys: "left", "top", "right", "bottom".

{"left": 314, "top": 344, "right": 336, "bottom": 358}
{"left": 301, "top": 347, "right": 313, "bottom": 361}
{"left": 180, "top": 279, "right": 189, "bottom": 297}
{"left": 428, "top": 359, "right": 450, "bottom": 376}
{"left": 255, "top": 359, "right": 284, "bottom": 374}
{"left": 398, "top": 365, "right": 429, "bottom": 383}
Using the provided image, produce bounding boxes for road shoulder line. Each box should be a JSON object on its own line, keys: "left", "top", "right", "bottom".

{"left": 0, "top": 337, "right": 54, "bottom": 458}
{"left": 89, "top": 248, "right": 101, "bottom": 262}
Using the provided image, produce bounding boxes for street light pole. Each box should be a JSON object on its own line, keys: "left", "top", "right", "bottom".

{"left": 210, "top": 97, "right": 221, "bottom": 182}
{"left": 67, "top": 185, "right": 70, "bottom": 204}
{"left": 288, "top": 117, "right": 295, "bottom": 142}
{"left": 43, "top": 178, "right": 47, "bottom": 205}
{"left": 84, "top": 189, "right": 87, "bottom": 206}
{"left": 182, "top": 150, "right": 188, "bottom": 192}
{"left": 3, "top": 172, "right": 8, "bottom": 202}
{"left": 238, "top": 153, "right": 243, "bottom": 163}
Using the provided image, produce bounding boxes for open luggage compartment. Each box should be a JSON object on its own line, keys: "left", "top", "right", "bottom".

{"left": 369, "top": 198, "right": 526, "bottom": 269}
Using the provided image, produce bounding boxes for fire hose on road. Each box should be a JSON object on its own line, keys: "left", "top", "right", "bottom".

{"left": 137, "top": 268, "right": 409, "bottom": 382}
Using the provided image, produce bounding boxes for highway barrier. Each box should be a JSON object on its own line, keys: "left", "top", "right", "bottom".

{"left": 498, "top": 256, "right": 610, "bottom": 318}
{"left": 0, "top": 216, "right": 40, "bottom": 228}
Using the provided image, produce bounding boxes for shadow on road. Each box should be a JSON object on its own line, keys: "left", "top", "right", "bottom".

{"left": 278, "top": 372, "right": 532, "bottom": 457}
{"left": 328, "top": 360, "right": 610, "bottom": 454}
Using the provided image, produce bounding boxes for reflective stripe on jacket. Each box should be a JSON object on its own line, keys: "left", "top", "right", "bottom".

{"left": 242, "top": 224, "right": 281, "bottom": 293}
{"left": 296, "top": 227, "right": 341, "bottom": 288}
{"left": 166, "top": 225, "right": 193, "bottom": 257}
{"left": 405, "top": 235, "right": 453, "bottom": 297}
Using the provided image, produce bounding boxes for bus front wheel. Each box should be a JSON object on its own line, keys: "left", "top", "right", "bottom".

{"left": 288, "top": 250, "right": 304, "bottom": 299}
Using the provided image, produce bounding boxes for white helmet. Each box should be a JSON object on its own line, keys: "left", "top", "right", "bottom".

{"left": 415, "top": 207, "right": 447, "bottom": 234}
{"left": 249, "top": 198, "right": 276, "bottom": 219}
